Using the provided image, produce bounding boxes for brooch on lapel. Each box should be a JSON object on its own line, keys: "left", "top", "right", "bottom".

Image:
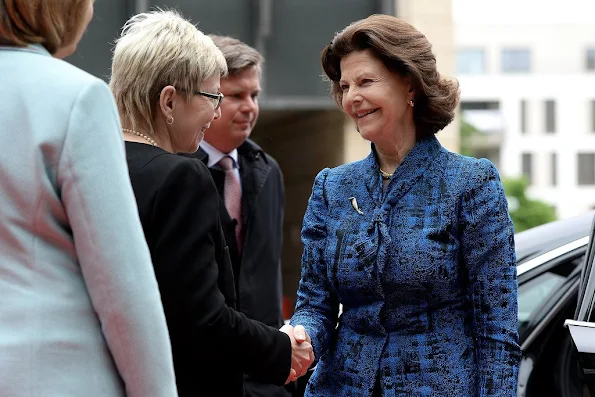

{"left": 348, "top": 197, "right": 364, "bottom": 215}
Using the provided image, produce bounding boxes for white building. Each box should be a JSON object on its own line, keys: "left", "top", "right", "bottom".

{"left": 454, "top": 0, "right": 595, "bottom": 219}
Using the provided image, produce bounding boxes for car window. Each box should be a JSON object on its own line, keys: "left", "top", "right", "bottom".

{"left": 518, "top": 273, "right": 565, "bottom": 325}
{"left": 577, "top": 224, "right": 595, "bottom": 322}
{"left": 518, "top": 256, "right": 582, "bottom": 333}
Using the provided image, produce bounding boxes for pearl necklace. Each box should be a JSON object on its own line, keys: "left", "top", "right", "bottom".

{"left": 379, "top": 168, "right": 393, "bottom": 180}
{"left": 123, "top": 128, "right": 158, "bottom": 147}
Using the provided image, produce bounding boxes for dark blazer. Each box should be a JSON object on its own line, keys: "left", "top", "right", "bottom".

{"left": 185, "top": 139, "right": 288, "bottom": 397}
{"left": 126, "top": 142, "right": 291, "bottom": 397}
{"left": 290, "top": 136, "right": 521, "bottom": 396}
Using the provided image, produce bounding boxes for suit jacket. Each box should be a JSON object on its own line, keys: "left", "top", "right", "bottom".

{"left": 0, "top": 45, "right": 177, "bottom": 396}
{"left": 291, "top": 136, "right": 522, "bottom": 396}
{"left": 187, "top": 140, "right": 289, "bottom": 397}
{"left": 126, "top": 143, "right": 292, "bottom": 397}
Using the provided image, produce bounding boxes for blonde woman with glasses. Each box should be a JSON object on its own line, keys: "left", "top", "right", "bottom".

{"left": 109, "top": 10, "right": 314, "bottom": 396}
{"left": 0, "top": 0, "right": 177, "bottom": 396}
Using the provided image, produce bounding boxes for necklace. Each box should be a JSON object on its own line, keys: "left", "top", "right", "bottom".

{"left": 123, "top": 128, "right": 158, "bottom": 147}
{"left": 379, "top": 168, "right": 393, "bottom": 180}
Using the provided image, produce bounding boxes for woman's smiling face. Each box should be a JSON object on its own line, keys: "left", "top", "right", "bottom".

{"left": 339, "top": 49, "right": 413, "bottom": 143}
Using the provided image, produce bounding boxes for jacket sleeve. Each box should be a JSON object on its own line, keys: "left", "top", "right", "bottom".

{"left": 150, "top": 159, "right": 292, "bottom": 385}
{"left": 275, "top": 161, "right": 286, "bottom": 328}
{"left": 290, "top": 168, "right": 340, "bottom": 361}
{"left": 459, "top": 159, "right": 522, "bottom": 396}
{"left": 57, "top": 79, "right": 177, "bottom": 396}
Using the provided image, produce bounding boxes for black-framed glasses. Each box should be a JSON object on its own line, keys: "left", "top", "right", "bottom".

{"left": 197, "top": 91, "right": 224, "bottom": 110}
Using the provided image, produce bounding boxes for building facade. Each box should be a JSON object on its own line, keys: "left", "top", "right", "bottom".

{"left": 455, "top": 0, "right": 595, "bottom": 219}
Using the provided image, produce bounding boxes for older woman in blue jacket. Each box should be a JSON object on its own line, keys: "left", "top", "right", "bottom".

{"left": 290, "top": 14, "right": 521, "bottom": 396}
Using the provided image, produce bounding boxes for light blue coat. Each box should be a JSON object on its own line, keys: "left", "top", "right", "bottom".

{"left": 0, "top": 45, "right": 177, "bottom": 396}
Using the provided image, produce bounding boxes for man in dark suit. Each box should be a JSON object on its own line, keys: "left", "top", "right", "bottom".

{"left": 186, "top": 35, "right": 290, "bottom": 397}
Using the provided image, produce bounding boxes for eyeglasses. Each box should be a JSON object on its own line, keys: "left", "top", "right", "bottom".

{"left": 196, "top": 91, "right": 224, "bottom": 110}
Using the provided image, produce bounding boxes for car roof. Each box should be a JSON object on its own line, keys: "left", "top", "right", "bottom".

{"left": 515, "top": 210, "right": 595, "bottom": 263}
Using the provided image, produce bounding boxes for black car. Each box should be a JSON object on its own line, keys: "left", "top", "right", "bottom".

{"left": 292, "top": 210, "right": 595, "bottom": 397}
{"left": 515, "top": 210, "right": 595, "bottom": 397}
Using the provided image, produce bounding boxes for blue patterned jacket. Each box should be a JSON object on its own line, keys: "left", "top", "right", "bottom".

{"left": 290, "top": 136, "right": 521, "bottom": 396}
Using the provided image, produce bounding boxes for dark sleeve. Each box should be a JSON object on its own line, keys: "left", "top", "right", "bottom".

{"left": 274, "top": 160, "right": 286, "bottom": 327}
{"left": 459, "top": 159, "right": 521, "bottom": 396}
{"left": 149, "top": 159, "right": 291, "bottom": 385}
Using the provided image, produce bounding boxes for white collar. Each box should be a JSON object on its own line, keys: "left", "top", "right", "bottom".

{"left": 200, "top": 140, "right": 240, "bottom": 169}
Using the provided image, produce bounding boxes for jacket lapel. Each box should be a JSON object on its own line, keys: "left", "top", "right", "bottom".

{"left": 238, "top": 141, "right": 271, "bottom": 230}
{"left": 195, "top": 148, "right": 241, "bottom": 271}
{"left": 363, "top": 136, "right": 442, "bottom": 205}
{"left": 385, "top": 136, "right": 441, "bottom": 205}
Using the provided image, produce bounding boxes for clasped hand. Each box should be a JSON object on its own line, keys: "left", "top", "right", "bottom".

{"left": 279, "top": 324, "right": 314, "bottom": 384}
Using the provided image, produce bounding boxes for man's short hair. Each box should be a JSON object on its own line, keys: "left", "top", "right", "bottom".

{"left": 208, "top": 35, "right": 263, "bottom": 76}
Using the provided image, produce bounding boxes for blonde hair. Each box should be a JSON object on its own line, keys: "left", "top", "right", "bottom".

{"left": 109, "top": 9, "right": 227, "bottom": 134}
{"left": 0, "top": 0, "right": 91, "bottom": 54}
{"left": 322, "top": 14, "right": 460, "bottom": 137}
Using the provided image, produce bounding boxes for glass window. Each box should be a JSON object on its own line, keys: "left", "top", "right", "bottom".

{"left": 551, "top": 153, "right": 557, "bottom": 186}
{"left": 502, "top": 48, "right": 531, "bottom": 73}
{"left": 520, "top": 100, "right": 527, "bottom": 134}
{"left": 518, "top": 256, "right": 582, "bottom": 334}
{"left": 457, "top": 49, "right": 485, "bottom": 74}
{"left": 545, "top": 100, "right": 556, "bottom": 133}
{"left": 578, "top": 153, "right": 595, "bottom": 185}
{"left": 522, "top": 152, "right": 533, "bottom": 184}
{"left": 518, "top": 273, "right": 565, "bottom": 327}
{"left": 586, "top": 48, "right": 595, "bottom": 71}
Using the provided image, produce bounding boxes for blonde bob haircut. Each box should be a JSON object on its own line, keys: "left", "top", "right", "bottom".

{"left": 109, "top": 9, "right": 227, "bottom": 134}
{"left": 0, "top": 0, "right": 91, "bottom": 54}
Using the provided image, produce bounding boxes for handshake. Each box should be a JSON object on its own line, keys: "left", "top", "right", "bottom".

{"left": 279, "top": 324, "right": 315, "bottom": 384}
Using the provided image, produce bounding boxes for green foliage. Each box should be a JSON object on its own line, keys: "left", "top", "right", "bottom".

{"left": 502, "top": 176, "right": 557, "bottom": 233}
{"left": 459, "top": 120, "right": 477, "bottom": 157}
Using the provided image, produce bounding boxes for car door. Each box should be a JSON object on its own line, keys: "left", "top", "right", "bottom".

{"left": 567, "top": 215, "right": 595, "bottom": 396}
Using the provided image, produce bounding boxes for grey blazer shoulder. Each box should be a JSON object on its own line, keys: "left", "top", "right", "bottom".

{"left": 0, "top": 45, "right": 177, "bottom": 396}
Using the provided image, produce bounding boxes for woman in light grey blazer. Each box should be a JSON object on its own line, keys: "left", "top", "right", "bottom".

{"left": 0, "top": 1, "right": 177, "bottom": 396}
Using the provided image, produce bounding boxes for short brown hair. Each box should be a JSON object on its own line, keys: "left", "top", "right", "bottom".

{"left": 0, "top": 0, "right": 91, "bottom": 55}
{"left": 321, "top": 14, "right": 459, "bottom": 137}
{"left": 208, "top": 34, "right": 263, "bottom": 76}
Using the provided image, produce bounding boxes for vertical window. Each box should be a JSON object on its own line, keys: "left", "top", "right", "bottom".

{"left": 520, "top": 100, "right": 527, "bottom": 134}
{"left": 522, "top": 152, "right": 533, "bottom": 184}
{"left": 544, "top": 100, "right": 556, "bottom": 133}
{"left": 578, "top": 153, "right": 595, "bottom": 185}
{"left": 456, "top": 49, "right": 486, "bottom": 74}
{"left": 586, "top": 48, "right": 595, "bottom": 71}
{"left": 551, "top": 153, "right": 557, "bottom": 186}
{"left": 501, "top": 49, "right": 531, "bottom": 73}
{"left": 591, "top": 100, "right": 595, "bottom": 132}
